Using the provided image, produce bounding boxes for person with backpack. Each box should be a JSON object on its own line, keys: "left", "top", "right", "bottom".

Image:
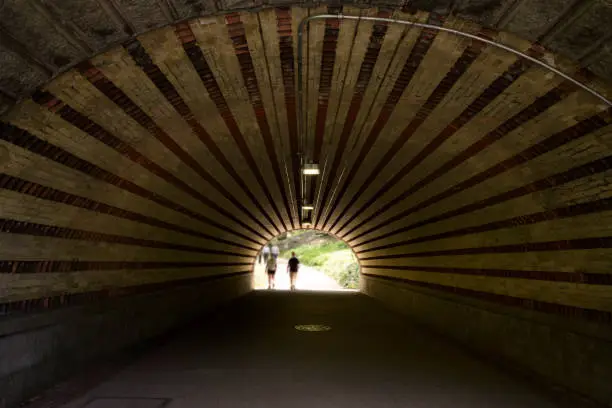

{"left": 266, "top": 254, "right": 278, "bottom": 289}
{"left": 262, "top": 245, "right": 270, "bottom": 264}
{"left": 271, "top": 244, "right": 280, "bottom": 260}
{"left": 287, "top": 252, "right": 300, "bottom": 291}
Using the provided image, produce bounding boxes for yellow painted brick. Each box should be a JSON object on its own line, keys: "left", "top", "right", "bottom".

{"left": 0, "top": 265, "right": 249, "bottom": 302}
{"left": 0, "top": 141, "right": 258, "bottom": 247}
{"left": 0, "top": 189, "right": 257, "bottom": 254}
{"left": 0, "top": 233, "right": 253, "bottom": 263}
{"left": 362, "top": 267, "right": 612, "bottom": 312}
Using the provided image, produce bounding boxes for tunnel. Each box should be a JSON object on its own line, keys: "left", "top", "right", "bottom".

{"left": 1, "top": 0, "right": 612, "bottom": 406}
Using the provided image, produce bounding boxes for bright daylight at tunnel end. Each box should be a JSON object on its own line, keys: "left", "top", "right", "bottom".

{"left": 1, "top": 0, "right": 612, "bottom": 407}
{"left": 253, "top": 230, "right": 360, "bottom": 291}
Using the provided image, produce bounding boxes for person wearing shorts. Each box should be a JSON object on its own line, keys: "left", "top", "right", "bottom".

{"left": 266, "top": 255, "right": 277, "bottom": 289}
{"left": 287, "top": 252, "right": 299, "bottom": 291}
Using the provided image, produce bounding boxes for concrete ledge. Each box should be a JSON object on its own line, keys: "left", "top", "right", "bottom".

{"left": 0, "top": 274, "right": 251, "bottom": 408}
{"left": 361, "top": 274, "right": 612, "bottom": 407}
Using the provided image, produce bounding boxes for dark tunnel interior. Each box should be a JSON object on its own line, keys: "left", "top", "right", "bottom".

{"left": 1, "top": 0, "right": 612, "bottom": 406}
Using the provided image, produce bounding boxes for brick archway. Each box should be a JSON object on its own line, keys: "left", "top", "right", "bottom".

{"left": 1, "top": 3, "right": 612, "bottom": 406}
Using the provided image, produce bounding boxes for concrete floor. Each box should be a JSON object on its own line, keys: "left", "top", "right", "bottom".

{"left": 55, "top": 291, "right": 567, "bottom": 408}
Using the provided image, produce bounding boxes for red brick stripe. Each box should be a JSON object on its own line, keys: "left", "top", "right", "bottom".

{"left": 362, "top": 273, "right": 612, "bottom": 324}
{"left": 0, "top": 217, "right": 249, "bottom": 256}
{"left": 314, "top": 12, "right": 391, "bottom": 229}
{"left": 0, "top": 260, "right": 251, "bottom": 274}
{"left": 339, "top": 81, "right": 574, "bottom": 237}
{"left": 32, "top": 91, "right": 269, "bottom": 242}
{"left": 312, "top": 9, "right": 341, "bottom": 164}
{"left": 173, "top": 27, "right": 288, "bottom": 233}
{"left": 224, "top": 14, "right": 295, "bottom": 229}
{"left": 360, "top": 236, "right": 612, "bottom": 260}
{"left": 360, "top": 197, "right": 612, "bottom": 254}
{"left": 349, "top": 108, "right": 612, "bottom": 242}
{"left": 275, "top": 7, "right": 301, "bottom": 226}
{"left": 0, "top": 122, "right": 260, "bottom": 245}
{"left": 0, "top": 271, "right": 250, "bottom": 317}
{"left": 355, "top": 155, "right": 612, "bottom": 248}
{"left": 0, "top": 174, "right": 258, "bottom": 250}
{"left": 306, "top": 7, "right": 343, "bottom": 212}
{"left": 317, "top": 13, "right": 444, "bottom": 228}
{"left": 366, "top": 265, "right": 612, "bottom": 285}
{"left": 329, "top": 39, "right": 487, "bottom": 232}
{"left": 77, "top": 61, "right": 277, "bottom": 238}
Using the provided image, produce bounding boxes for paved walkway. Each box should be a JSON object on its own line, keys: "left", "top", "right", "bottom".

{"left": 53, "top": 292, "right": 568, "bottom": 408}
{"left": 253, "top": 258, "right": 344, "bottom": 291}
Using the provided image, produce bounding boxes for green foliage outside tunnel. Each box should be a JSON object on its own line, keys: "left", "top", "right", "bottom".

{"left": 270, "top": 230, "right": 360, "bottom": 289}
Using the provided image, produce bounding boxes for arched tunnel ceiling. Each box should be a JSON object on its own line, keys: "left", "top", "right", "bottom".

{"left": 3, "top": 0, "right": 612, "bottom": 114}
{"left": 1, "top": 3, "right": 612, "bottom": 328}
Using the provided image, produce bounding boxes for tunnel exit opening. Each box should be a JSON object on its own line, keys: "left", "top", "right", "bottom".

{"left": 253, "top": 230, "right": 360, "bottom": 292}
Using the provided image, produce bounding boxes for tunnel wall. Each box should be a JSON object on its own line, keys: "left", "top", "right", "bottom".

{"left": 0, "top": 273, "right": 250, "bottom": 408}
{"left": 361, "top": 269, "right": 612, "bottom": 405}
{"left": 2, "top": 3, "right": 612, "bottom": 407}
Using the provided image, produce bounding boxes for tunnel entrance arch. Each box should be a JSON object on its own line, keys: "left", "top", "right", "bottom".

{"left": 1, "top": 3, "right": 612, "bottom": 406}
{"left": 253, "top": 229, "right": 361, "bottom": 291}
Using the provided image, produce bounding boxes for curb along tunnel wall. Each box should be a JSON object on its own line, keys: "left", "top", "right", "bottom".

{"left": 1, "top": 1, "right": 612, "bottom": 406}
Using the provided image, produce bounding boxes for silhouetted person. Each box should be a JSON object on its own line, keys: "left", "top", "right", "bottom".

{"left": 271, "top": 244, "right": 280, "bottom": 260}
{"left": 287, "top": 251, "right": 300, "bottom": 291}
{"left": 262, "top": 245, "right": 270, "bottom": 265}
{"left": 266, "top": 255, "right": 277, "bottom": 289}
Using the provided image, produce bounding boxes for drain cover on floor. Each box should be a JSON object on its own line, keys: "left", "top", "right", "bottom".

{"left": 83, "top": 398, "right": 169, "bottom": 408}
{"left": 295, "top": 324, "right": 331, "bottom": 332}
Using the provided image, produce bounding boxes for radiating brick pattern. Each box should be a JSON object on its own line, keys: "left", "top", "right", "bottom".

{"left": 1, "top": 6, "right": 612, "bottom": 328}
{"left": 317, "top": 12, "right": 445, "bottom": 228}
{"left": 314, "top": 10, "right": 392, "bottom": 229}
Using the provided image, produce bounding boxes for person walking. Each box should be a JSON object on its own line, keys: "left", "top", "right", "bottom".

{"left": 271, "top": 244, "right": 280, "bottom": 260}
{"left": 266, "top": 254, "right": 277, "bottom": 289}
{"left": 262, "top": 245, "right": 270, "bottom": 265}
{"left": 287, "top": 251, "right": 300, "bottom": 291}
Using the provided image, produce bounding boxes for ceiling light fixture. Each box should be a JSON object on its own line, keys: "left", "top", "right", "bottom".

{"left": 302, "top": 205, "right": 314, "bottom": 210}
{"left": 302, "top": 163, "right": 320, "bottom": 175}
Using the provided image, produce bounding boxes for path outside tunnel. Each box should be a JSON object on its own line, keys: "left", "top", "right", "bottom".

{"left": 252, "top": 258, "right": 344, "bottom": 291}
{"left": 41, "top": 292, "right": 572, "bottom": 408}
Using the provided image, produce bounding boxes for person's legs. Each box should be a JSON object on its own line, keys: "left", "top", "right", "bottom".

{"left": 267, "top": 271, "right": 275, "bottom": 289}
{"left": 290, "top": 272, "right": 297, "bottom": 290}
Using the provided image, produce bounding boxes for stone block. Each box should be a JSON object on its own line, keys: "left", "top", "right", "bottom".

{"left": 454, "top": 0, "right": 514, "bottom": 25}
{"left": 112, "top": 0, "right": 169, "bottom": 33}
{"left": 171, "top": 0, "right": 216, "bottom": 19}
{"left": 45, "top": 0, "right": 127, "bottom": 50}
{"left": 546, "top": 0, "right": 612, "bottom": 60}
{"left": 586, "top": 42, "right": 612, "bottom": 83}
{"left": 217, "top": 0, "right": 264, "bottom": 11}
{"left": 0, "top": 0, "right": 83, "bottom": 69}
{"left": 0, "top": 45, "right": 49, "bottom": 97}
{"left": 501, "top": 0, "right": 577, "bottom": 41}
